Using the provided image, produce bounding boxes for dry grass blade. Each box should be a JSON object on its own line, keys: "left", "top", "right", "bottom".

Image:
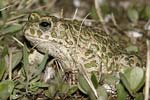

{"left": 0, "top": 5, "right": 12, "bottom": 11}
{"left": 72, "top": 8, "right": 78, "bottom": 20}
{"left": 144, "top": 21, "right": 150, "bottom": 100}
{"left": 79, "top": 64, "right": 98, "bottom": 98}
{"left": 75, "top": 13, "right": 98, "bottom": 98}
{"left": 94, "top": 0, "right": 103, "bottom": 23}
{"left": 12, "top": 36, "right": 24, "bottom": 47}
{"left": 23, "top": 44, "right": 29, "bottom": 92}
{"left": 75, "top": 13, "right": 90, "bottom": 51}
{"left": 9, "top": 51, "right": 12, "bottom": 100}
{"left": 94, "top": 0, "right": 110, "bottom": 35}
{"left": 8, "top": 50, "right": 12, "bottom": 81}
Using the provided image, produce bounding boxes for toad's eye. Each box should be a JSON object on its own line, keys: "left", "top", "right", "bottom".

{"left": 39, "top": 21, "right": 51, "bottom": 31}
{"left": 39, "top": 22, "right": 51, "bottom": 27}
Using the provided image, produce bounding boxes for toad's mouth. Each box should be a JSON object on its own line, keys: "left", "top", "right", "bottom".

{"left": 24, "top": 34, "right": 65, "bottom": 46}
{"left": 24, "top": 35, "right": 71, "bottom": 60}
{"left": 24, "top": 35, "right": 50, "bottom": 43}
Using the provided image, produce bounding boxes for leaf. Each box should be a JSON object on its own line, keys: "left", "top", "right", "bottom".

{"left": 38, "top": 52, "right": 48, "bottom": 73}
{"left": 120, "top": 67, "right": 145, "bottom": 96}
{"left": 23, "top": 44, "right": 29, "bottom": 77}
{"left": 23, "top": 44, "right": 29, "bottom": 68}
{"left": 97, "top": 86, "right": 108, "bottom": 100}
{"left": 88, "top": 90, "right": 98, "bottom": 100}
{"left": 102, "top": 74, "right": 119, "bottom": 85}
{"left": 78, "top": 73, "right": 97, "bottom": 100}
{"left": 145, "top": 6, "right": 150, "bottom": 19}
{"left": 101, "top": 2, "right": 110, "bottom": 16}
{"left": 116, "top": 83, "right": 128, "bottom": 100}
{"left": 11, "top": 51, "right": 22, "bottom": 69}
{"left": 23, "top": 44, "right": 29, "bottom": 91}
{"left": 78, "top": 73, "right": 90, "bottom": 94}
{"left": 45, "top": 84, "right": 57, "bottom": 99}
{"left": 30, "top": 81, "right": 49, "bottom": 92}
{"left": 127, "top": 8, "right": 139, "bottom": 22}
{"left": 126, "top": 45, "right": 138, "bottom": 53}
{"left": 59, "top": 82, "right": 69, "bottom": 93}
{"left": 91, "top": 7, "right": 98, "bottom": 20}
{"left": 0, "top": 58, "right": 6, "bottom": 80}
{"left": 91, "top": 72, "right": 99, "bottom": 89}
{"left": 127, "top": 67, "right": 145, "bottom": 93}
{"left": 120, "top": 72, "right": 135, "bottom": 97}
{"left": 67, "top": 85, "right": 78, "bottom": 96}
{"left": 0, "top": 80, "right": 14, "bottom": 100}
{"left": 3, "top": 24, "right": 22, "bottom": 34}
{"left": 1, "top": 46, "right": 8, "bottom": 57}
{"left": 134, "top": 93, "right": 144, "bottom": 100}
{"left": 31, "top": 81, "right": 49, "bottom": 88}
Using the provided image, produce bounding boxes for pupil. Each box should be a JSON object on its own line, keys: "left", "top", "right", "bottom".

{"left": 39, "top": 22, "right": 51, "bottom": 27}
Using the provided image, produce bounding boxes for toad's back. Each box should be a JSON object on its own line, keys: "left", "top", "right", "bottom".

{"left": 24, "top": 13, "right": 142, "bottom": 78}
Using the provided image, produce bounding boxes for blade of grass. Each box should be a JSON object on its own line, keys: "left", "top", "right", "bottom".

{"left": 31, "top": 52, "right": 48, "bottom": 79}
{"left": 8, "top": 50, "right": 12, "bottom": 81}
{"left": 0, "top": 58, "right": 6, "bottom": 80}
{"left": 144, "top": 22, "right": 150, "bottom": 100}
{"left": 38, "top": 52, "right": 48, "bottom": 73}
{"left": 23, "top": 43, "right": 29, "bottom": 92}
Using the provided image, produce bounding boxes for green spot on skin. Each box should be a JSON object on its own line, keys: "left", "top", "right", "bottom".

{"left": 45, "top": 35, "right": 49, "bottom": 39}
{"left": 85, "top": 49, "right": 93, "bottom": 56}
{"left": 129, "top": 59, "right": 134, "bottom": 64}
{"left": 102, "top": 39, "right": 107, "bottom": 44}
{"left": 60, "top": 31, "right": 66, "bottom": 38}
{"left": 29, "top": 13, "right": 40, "bottom": 22}
{"left": 30, "top": 29, "right": 35, "bottom": 35}
{"left": 125, "top": 57, "right": 129, "bottom": 61}
{"left": 37, "top": 30, "right": 42, "bottom": 37}
{"left": 67, "top": 40, "right": 73, "bottom": 45}
{"left": 108, "top": 52, "right": 112, "bottom": 58}
{"left": 136, "top": 63, "right": 140, "bottom": 67}
{"left": 80, "top": 32, "right": 90, "bottom": 41}
{"left": 84, "top": 60, "right": 97, "bottom": 68}
{"left": 114, "top": 57, "right": 119, "bottom": 60}
{"left": 101, "top": 46, "right": 106, "bottom": 52}
{"left": 51, "top": 32, "right": 57, "bottom": 38}
{"left": 90, "top": 44, "right": 99, "bottom": 52}
{"left": 94, "top": 34, "right": 101, "bottom": 42}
